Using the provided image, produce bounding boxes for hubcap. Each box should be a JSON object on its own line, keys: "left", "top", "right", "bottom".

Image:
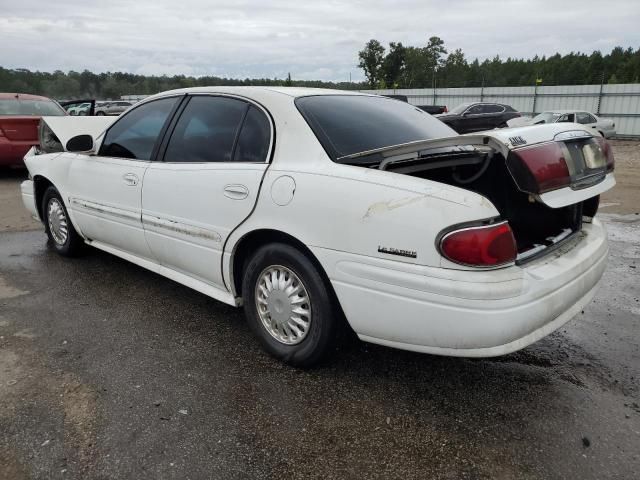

{"left": 47, "top": 198, "right": 68, "bottom": 246}
{"left": 255, "top": 265, "right": 312, "bottom": 345}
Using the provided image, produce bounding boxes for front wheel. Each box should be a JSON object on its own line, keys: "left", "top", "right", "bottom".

{"left": 242, "top": 243, "right": 339, "bottom": 367}
{"left": 42, "top": 186, "right": 84, "bottom": 256}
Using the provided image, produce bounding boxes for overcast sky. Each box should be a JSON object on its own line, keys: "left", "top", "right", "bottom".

{"left": 1, "top": 0, "right": 638, "bottom": 81}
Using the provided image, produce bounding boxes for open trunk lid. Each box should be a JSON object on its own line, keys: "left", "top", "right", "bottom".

{"left": 340, "top": 123, "right": 614, "bottom": 209}
{"left": 340, "top": 123, "right": 615, "bottom": 266}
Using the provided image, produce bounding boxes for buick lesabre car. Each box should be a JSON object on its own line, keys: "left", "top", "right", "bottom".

{"left": 523, "top": 110, "right": 616, "bottom": 138}
{"left": 21, "top": 87, "right": 615, "bottom": 366}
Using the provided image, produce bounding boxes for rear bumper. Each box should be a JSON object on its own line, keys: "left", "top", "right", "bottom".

{"left": 314, "top": 218, "right": 608, "bottom": 357}
{"left": 0, "top": 137, "right": 36, "bottom": 166}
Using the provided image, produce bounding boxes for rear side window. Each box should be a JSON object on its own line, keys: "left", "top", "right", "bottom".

{"left": 233, "top": 106, "right": 271, "bottom": 162}
{"left": 164, "top": 96, "right": 248, "bottom": 163}
{"left": 296, "top": 95, "right": 455, "bottom": 162}
{"left": 99, "top": 97, "right": 177, "bottom": 160}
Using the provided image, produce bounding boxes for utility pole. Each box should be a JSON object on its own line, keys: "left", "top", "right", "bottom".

{"left": 597, "top": 70, "right": 605, "bottom": 115}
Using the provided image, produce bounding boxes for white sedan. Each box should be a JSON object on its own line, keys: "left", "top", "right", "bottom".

{"left": 521, "top": 110, "right": 616, "bottom": 138}
{"left": 21, "top": 87, "right": 615, "bottom": 366}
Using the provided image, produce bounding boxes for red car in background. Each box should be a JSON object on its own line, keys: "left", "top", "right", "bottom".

{"left": 0, "top": 93, "right": 66, "bottom": 167}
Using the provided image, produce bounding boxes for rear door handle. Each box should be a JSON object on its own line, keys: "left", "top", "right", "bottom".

{"left": 123, "top": 173, "right": 139, "bottom": 186}
{"left": 224, "top": 184, "right": 249, "bottom": 200}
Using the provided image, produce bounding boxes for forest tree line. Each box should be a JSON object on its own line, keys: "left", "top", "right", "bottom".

{"left": 358, "top": 37, "right": 640, "bottom": 88}
{"left": 0, "top": 40, "right": 639, "bottom": 99}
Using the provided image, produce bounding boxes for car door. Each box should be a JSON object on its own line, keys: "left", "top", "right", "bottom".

{"left": 460, "top": 104, "right": 486, "bottom": 132}
{"left": 66, "top": 96, "right": 181, "bottom": 260}
{"left": 141, "top": 94, "right": 273, "bottom": 290}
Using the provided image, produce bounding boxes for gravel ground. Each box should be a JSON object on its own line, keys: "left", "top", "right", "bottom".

{"left": 0, "top": 141, "right": 639, "bottom": 479}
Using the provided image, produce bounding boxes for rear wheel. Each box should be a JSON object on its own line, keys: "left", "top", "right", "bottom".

{"left": 42, "top": 186, "right": 83, "bottom": 256}
{"left": 242, "top": 243, "right": 339, "bottom": 367}
{"left": 96, "top": 111, "right": 105, "bottom": 116}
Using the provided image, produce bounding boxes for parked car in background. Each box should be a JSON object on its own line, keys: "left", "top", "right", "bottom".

{"left": 435, "top": 102, "right": 520, "bottom": 133}
{"left": 61, "top": 99, "right": 96, "bottom": 116}
{"left": 95, "top": 100, "right": 132, "bottom": 116}
{"left": 22, "top": 87, "right": 614, "bottom": 367}
{"left": 523, "top": 110, "right": 616, "bottom": 138}
{"left": 0, "top": 93, "right": 66, "bottom": 167}
{"left": 382, "top": 95, "right": 447, "bottom": 114}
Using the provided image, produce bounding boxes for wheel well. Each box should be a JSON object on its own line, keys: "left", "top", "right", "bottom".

{"left": 33, "top": 175, "right": 54, "bottom": 221}
{"left": 231, "top": 229, "right": 330, "bottom": 299}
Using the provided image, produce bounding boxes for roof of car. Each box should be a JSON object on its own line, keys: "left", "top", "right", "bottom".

{"left": 156, "top": 86, "right": 369, "bottom": 99}
{"left": 543, "top": 109, "right": 591, "bottom": 114}
{"left": 0, "top": 92, "right": 54, "bottom": 101}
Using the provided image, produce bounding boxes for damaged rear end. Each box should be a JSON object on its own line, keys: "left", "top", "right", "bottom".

{"left": 341, "top": 123, "right": 614, "bottom": 268}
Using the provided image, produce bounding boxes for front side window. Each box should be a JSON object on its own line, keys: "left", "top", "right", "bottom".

{"left": 99, "top": 97, "right": 177, "bottom": 160}
{"left": 557, "top": 113, "right": 575, "bottom": 123}
{"left": 531, "top": 112, "right": 560, "bottom": 124}
{"left": 296, "top": 95, "right": 455, "bottom": 162}
{"left": 465, "top": 104, "right": 484, "bottom": 115}
{"left": 164, "top": 96, "right": 248, "bottom": 163}
{"left": 577, "top": 112, "right": 595, "bottom": 124}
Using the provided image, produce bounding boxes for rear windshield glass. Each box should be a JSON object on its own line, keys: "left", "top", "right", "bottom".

{"left": 0, "top": 99, "right": 66, "bottom": 116}
{"left": 295, "top": 95, "right": 456, "bottom": 161}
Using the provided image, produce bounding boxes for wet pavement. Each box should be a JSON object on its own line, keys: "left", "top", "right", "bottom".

{"left": 0, "top": 216, "right": 639, "bottom": 479}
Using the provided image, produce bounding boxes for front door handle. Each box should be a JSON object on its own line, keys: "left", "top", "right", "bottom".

{"left": 123, "top": 173, "right": 139, "bottom": 186}
{"left": 224, "top": 184, "right": 249, "bottom": 200}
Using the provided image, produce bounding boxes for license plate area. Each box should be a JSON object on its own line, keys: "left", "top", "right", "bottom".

{"left": 560, "top": 138, "right": 606, "bottom": 190}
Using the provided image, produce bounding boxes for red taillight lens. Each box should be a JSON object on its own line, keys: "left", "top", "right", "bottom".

{"left": 443, "top": 106, "right": 448, "bottom": 113}
{"left": 510, "top": 142, "right": 571, "bottom": 193}
{"left": 440, "top": 222, "right": 517, "bottom": 267}
{"left": 595, "top": 136, "right": 615, "bottom": 172}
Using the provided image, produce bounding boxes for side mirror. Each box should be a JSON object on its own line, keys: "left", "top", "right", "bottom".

{"left": 66, "top": 134, "right": 94, "bottom": 153}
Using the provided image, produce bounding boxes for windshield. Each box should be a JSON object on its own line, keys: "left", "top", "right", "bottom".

{"left": 0, "top": 98, "right": 66, "bottom": 116}
{"left": 530, "top": 112, "right": 560, "bottom": 124}
{"left": 295, "top": 95, "right": 456, "bottom": 161}
{"left": 449, "top": 102, "right": 473, "bottom": 115}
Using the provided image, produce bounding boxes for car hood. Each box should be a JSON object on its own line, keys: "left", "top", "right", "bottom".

{"left": 40, "top": 115, "right": 116, "bottom": 151}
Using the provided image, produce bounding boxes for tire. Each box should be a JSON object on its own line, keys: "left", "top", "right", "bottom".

{"left": 242, "top": 243, "right": 339, "bottom": 367}
{"left": 42, "top": 186, "right": 84, "bottom": 257}
{"left": 95, "top": 111, "right": 105, "bottom": 116}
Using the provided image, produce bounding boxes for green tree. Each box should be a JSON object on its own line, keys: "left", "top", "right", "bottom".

{"left": 358, "top": 39, "right": 386, "bottom": 88}
{"left": 382, "top": 42, "right": 406, "bottom": 88}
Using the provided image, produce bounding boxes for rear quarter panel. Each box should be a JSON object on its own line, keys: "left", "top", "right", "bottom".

{"left": 224, "top": 161, "right": 501, "bottom": 290}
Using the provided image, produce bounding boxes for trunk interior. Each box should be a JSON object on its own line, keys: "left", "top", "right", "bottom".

{"left": 383, "top": 148, "right": 593, "bottom": 263}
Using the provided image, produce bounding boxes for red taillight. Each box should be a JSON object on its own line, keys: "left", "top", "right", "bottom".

{"left": 595, "top": 136, "right": 615, "bottom": 172}
{"left": 440, "top": 222, "right": 517, "bottom": 267}
{"left": 511, "top": 142, "right": 571, "bottom": 193}
{"left": 443, "top": 106, "right": 448, "bottom": 113}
